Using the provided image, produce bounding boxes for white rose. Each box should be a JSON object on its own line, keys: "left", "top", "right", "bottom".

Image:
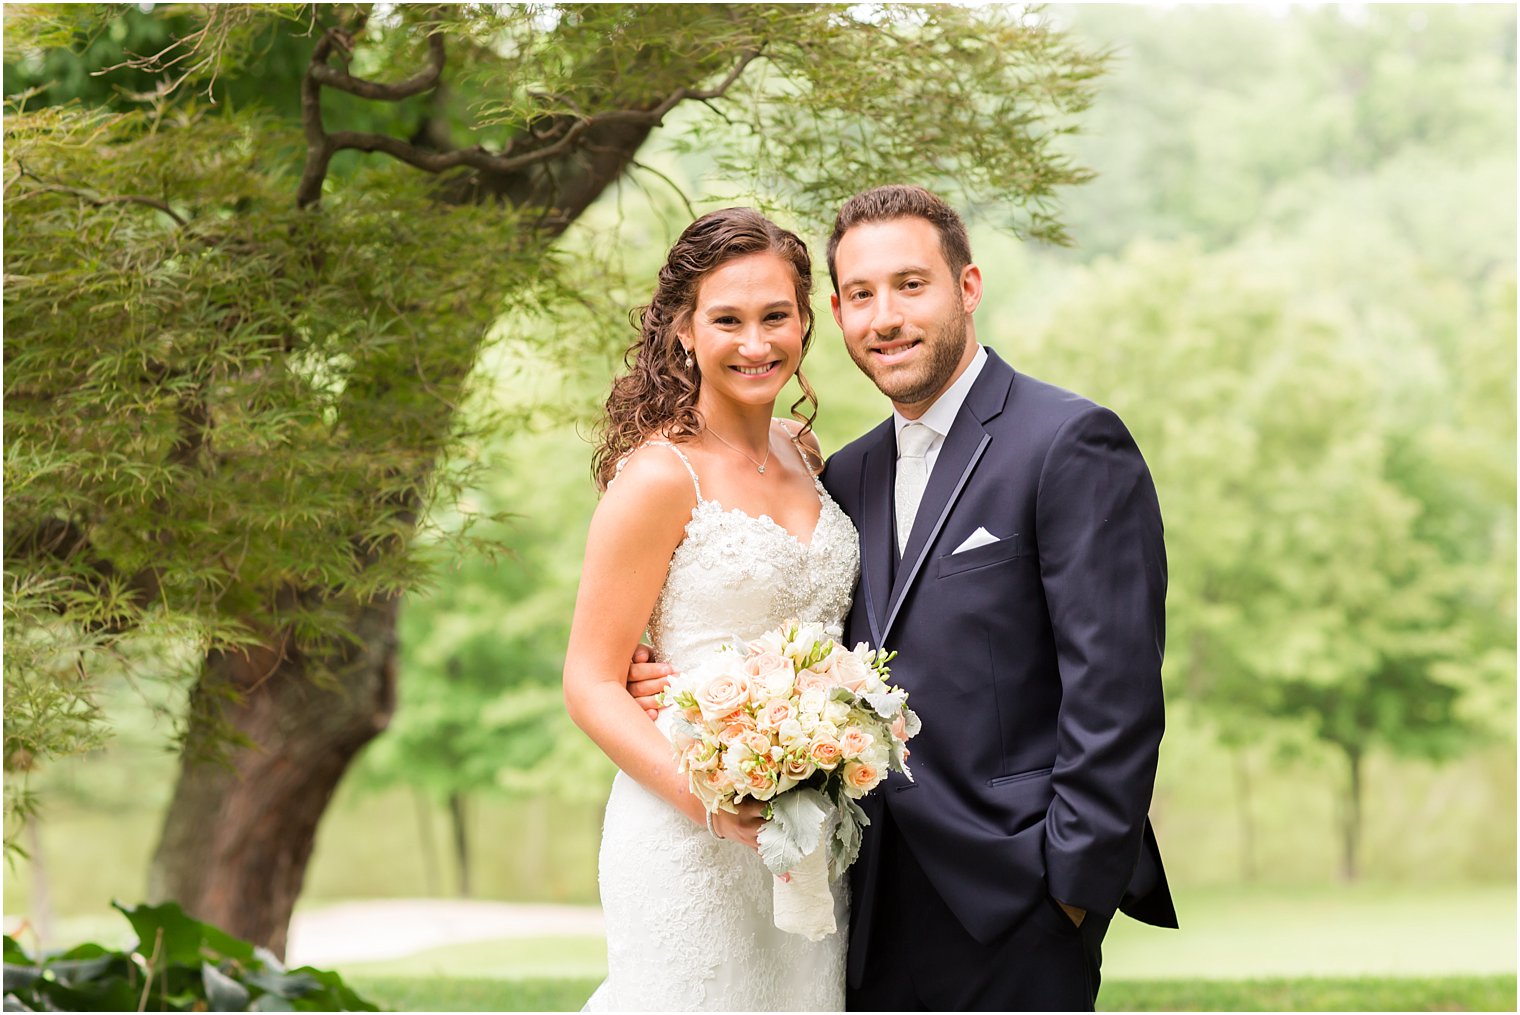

{"left": 776, "top": 717, "right": 807, "bottom": 748}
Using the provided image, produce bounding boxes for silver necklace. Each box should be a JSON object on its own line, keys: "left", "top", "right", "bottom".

{"left": 705, "top": 425, "right": 771, "bottom": 474}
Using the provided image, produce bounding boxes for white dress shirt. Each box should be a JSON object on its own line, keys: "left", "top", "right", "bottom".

{"left": 892, "top": 345, "right": 989, "bottom": 478}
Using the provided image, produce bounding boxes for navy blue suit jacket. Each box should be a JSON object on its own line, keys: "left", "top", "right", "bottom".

{"left": 821, "top": 348, "right": 1177, "bottom": 986}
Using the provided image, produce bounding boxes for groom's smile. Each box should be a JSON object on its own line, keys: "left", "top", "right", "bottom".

{"left": 869, "top": 335, "right": 923, "bottom": 366}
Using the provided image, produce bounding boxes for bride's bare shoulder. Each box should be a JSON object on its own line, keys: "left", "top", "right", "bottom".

{"left": 605, "top": 440, "right": 700, "bottom": 502}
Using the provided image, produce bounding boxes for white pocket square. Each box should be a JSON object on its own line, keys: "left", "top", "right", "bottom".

{"left": 953, "top": 527, "right": 1000, "bottom": 554}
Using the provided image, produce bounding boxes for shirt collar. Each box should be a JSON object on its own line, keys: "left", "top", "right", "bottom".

{"left": 893, "top": 345, "right": 988, "bottom": 443}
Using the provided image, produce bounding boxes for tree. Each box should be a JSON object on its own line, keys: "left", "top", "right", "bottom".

{"left": 5, "top": 3, "right": 1106, "bottom": 953}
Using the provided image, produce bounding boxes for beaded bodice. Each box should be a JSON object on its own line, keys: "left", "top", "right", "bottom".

{"left": 622, "top": 423, "right": 860, "bottom": 677}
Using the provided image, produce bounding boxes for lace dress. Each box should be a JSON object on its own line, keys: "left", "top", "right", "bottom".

{"left": 584, "top": 423, "right": 860, "bottom": 1012}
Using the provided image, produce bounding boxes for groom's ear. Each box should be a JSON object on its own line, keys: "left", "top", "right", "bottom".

{"left": 959, "top": 264, "right": 984, "bottom": 316}
{"left": 829, "top": 291, "right": 843, "bottom": 329}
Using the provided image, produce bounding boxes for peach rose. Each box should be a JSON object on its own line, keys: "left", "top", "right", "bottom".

{"left": 744, "top": 762, "right": 779, "bottom": 799}
{"left": 841, "top": 760, "right": 882, "bottom": 799}
{"left": 809, "top": 736, "right": 843, "bottom": 771}
{"left": 839, "top": 728, "right": 875, "bottom": 760}
{"left": 891, "top": 713, "right": 909, "bottom": 741}
{"left": 719, "top": 713, "right": 757, "bottom": 740}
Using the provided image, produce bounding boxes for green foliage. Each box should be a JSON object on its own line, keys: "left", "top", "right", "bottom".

{"left": 2, "top": 94, "right": 548, "bottom": 844}
{"left": 1, "top": 901, "right": 376, "bottom": 1011}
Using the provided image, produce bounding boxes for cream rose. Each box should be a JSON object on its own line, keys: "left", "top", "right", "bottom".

{"left": 780, "top": 751, "right": 815, "bottom": 782}
{"left": 831, "top": 650, "right": 873, "bottom": 692}
{"left": 798, "top": 686, "right": 827, "bottom": 716}
{"left": 681, "top": 739, "right": 721, "bottom": 772}
{"left": 756, "top": 699, "right": 797, "bottom": 731}
{"left": 692, "top": 767, "right": 736, "bottom": 810}
{"left": 696, "top": 670, "right": 753, "bottom": 721}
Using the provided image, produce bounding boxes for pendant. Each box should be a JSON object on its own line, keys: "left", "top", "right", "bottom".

{"left": 758, "top": 465, "right": 766, "bottom": 474}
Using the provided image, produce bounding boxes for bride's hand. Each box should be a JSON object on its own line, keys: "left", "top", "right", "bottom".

{"left": 711, "top": 800, "right": 768, "bottom": 851}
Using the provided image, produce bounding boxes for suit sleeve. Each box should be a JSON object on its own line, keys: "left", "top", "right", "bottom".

{"left": 1035, "top": 405, "right": 1167, "bottom": 916}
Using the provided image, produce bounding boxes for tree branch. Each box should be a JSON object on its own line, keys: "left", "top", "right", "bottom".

{"left": 309, "top": 31, "right": 446, "bottom": 101}
{"left": 12, "top": 168, "right": 188, "bottom": 226}
{"left": 312, "top": 46, "right": 762, "bottom": 192}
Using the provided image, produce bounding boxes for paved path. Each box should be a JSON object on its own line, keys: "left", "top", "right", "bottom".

{"left": 285, "top": 899, "right": 604, "bottom": 968}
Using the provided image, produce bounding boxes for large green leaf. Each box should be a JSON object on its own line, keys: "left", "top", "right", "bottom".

{"left": 113, "top": 901, "right": 255, "bottom": 967}
{"left": 757, "top": 787, "right": 829, "bottom": 877}
{"left": 203, "top": 962, "right": 251, "bottom": 1012}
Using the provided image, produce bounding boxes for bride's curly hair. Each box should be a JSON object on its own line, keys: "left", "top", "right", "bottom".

{"left": 593, "top": 208, "right": 818, "bottom": 491}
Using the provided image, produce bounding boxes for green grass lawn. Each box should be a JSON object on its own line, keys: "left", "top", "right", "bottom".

{"left": 328, "top": 883, "right": 1515, "bottom": 984}
{"left": 349, "top": 974, "right": 1518, "bottom": 1012}
{"left": 1100, "top": 882, "right": 1516, "bottom": 980}
{"left": 334, "top": 884, "right": 1517, "bottom": 1011}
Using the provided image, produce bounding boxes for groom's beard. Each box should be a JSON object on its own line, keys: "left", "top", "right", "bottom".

{"left": 851, "top": 311, "right": 970, "bottom": 408}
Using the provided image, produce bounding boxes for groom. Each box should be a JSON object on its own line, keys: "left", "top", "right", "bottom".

{"left": 634, "top": 185, "right": 1176, "bottom": 1010}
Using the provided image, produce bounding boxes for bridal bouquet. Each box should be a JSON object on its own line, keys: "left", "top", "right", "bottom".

{"left": 659, "top": 620, "right": 920, "bottom": 940}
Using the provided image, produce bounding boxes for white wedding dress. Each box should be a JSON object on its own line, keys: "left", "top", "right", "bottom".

{"left": 584, "top": 423, "right": 860, "bottom": 1012}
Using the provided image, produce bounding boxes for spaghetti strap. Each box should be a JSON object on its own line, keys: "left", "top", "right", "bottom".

{"left": 642, "top": 439, "right": 703, "bottom": 501}
{"left": 775, "top": 419, "right": 823, "bottom": 480}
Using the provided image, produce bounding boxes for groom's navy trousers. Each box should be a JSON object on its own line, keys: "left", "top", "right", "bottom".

{"left": 822, "top": 349, "right": 1177, "bottom": 1011}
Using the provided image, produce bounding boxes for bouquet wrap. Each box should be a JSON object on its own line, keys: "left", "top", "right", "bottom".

{"left": 772, "top": 839, "right": 835, "bottom": 941}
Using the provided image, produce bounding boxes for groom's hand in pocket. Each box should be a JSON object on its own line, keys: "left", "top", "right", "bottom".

{"left": 627, "top": 643, "right": 673, "bottom": 720}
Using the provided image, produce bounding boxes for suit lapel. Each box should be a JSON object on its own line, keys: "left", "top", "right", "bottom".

{"left": 883, "top": 351, "right": 1016, "bottom": 644}
{"left": 856, "top": 425, "right": 897, "bottom": 649}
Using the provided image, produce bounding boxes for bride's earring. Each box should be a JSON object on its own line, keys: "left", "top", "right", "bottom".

{"left": 684, "top": 347, "right": 695, "bottom": 370}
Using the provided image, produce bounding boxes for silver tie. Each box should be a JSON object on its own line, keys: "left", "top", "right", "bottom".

{"left": 895, "top": 422, "right": 936, "bottom": 555}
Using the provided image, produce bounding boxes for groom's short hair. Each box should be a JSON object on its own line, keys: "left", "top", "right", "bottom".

{"left": 826, "top": 185, "right": 973, "bottom": 292}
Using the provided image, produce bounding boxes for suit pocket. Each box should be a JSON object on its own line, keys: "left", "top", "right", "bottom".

{"left": 988, "top": 765, "right": 1053, "bottom": 788}
{"left": 937, "top": 533, "right": 1024, "bottom": 578}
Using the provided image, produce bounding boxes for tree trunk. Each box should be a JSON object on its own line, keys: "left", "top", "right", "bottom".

{"left": 25, "top": 817, "right": 53, "bottom": 949}
{"left": 448, "top": 791, "right": 471, "bottom": 898}
{"left": 147, "top": 595, "right": 400, "bottom": 958}
{"left": 1338, "top": 746, "right": 1363, "bottom": 882}
{"left": 413, "top": 788, "right": 441, "bottom": 897}
{"left": 1231, "top": 747, "right": 1258, "bottom": 882}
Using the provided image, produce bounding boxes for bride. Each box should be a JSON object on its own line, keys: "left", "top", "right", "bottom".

{"left": 563, "top": 208, "right": 858, "bottom": 1011}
